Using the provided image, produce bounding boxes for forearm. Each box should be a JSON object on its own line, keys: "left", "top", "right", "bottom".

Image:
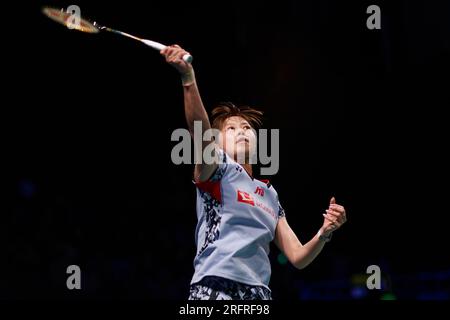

{"left": 292, "top": 232, "right": 327, "bottom": 269}
{"left": 159, "top": 45, "right": 211, "bottom": 134}
{"left": 182, "top": 71, "right": 211, "bottom": 135}
{"left": 182, "top": 70, "right": 218, "bottom": 181}
{"left": 276, "top": 197, "right": 346, "bottom": 270}
{"left": 276, "top": 218, "right": 330, "bottom": 270}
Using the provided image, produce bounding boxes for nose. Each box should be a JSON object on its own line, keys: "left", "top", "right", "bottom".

{"left": 236, "top": 127, "right": 245, "bottom": 136}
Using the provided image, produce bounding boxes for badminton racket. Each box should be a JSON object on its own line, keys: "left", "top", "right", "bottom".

{"left": 42, "top": 6, "right": 193, "bottom": 63}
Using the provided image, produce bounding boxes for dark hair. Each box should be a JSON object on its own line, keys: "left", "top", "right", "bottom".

{"left": 211, "top": 102, "right": 264, "bottom": 130}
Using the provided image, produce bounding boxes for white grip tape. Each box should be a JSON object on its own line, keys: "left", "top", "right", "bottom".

{"left": 141, "top": 39, "right": 193, "bottom": 63}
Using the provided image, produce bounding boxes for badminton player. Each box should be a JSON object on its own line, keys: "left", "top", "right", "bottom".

{"left": 161, "top": 45, "right": 347, "bottom": 300}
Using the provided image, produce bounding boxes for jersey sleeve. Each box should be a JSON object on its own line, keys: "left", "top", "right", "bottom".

{"left": 194, "top": 148, "right": 229, "bottom": 203}
{"left": 208, "top": 148, "right": 229, "bottom": 182}
{"left": 277, "top": 195, "right": 286, "bottom": 219}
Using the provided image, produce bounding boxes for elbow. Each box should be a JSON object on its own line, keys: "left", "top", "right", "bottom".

{"left": 293, "top": 261, "right": 308, "bottom": 270}
{"left": 291, "top": 249, "right": 311, "bottom": 270}
{"left": 285, "top": 246, "right": 309, "bottom": 270}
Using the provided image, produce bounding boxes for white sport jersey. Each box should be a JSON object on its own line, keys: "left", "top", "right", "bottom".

{"left": 190, "top": 149, "right": 285, "bottom": 290}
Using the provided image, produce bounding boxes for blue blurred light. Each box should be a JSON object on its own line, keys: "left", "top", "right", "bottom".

{"left": 351, "top": 285, "right": 368, "bottom": 299}
{"left": 19, "top": 179, "right": 36, "bottom": 199}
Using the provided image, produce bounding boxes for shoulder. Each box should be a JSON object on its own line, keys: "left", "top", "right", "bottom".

{"left": 194, "top": 148, "right": 232, "bottom": 184}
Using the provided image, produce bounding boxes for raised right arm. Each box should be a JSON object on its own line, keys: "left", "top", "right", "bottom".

{"left": 161, "top": 45, "right": 218, "bottom": 182}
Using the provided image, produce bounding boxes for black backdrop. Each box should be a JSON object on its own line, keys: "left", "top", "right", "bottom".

{"left": 3, "top": 0, "right": 449, "bottom": 300}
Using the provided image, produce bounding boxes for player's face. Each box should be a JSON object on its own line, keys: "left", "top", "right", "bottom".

{"left": 219, "top": 116, "right": 257, "bottom": 163}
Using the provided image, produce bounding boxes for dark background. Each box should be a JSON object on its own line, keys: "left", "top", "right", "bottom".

{"left": 2, "top": 0, "right": 449, "bottom": 300}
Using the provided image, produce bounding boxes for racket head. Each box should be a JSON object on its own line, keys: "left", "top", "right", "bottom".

{"left": 42, "top": 6, "right": 100, "bottom": 33}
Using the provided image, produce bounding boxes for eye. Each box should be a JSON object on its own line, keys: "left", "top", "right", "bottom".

{"left": 227, "top": 126, "right": 235, "bottom": 131}
{"left": 243, "top": 125, "right": 251, "bottom": 130}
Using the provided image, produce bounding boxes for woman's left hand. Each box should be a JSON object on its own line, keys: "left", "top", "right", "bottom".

{"left": 321, "top": 197, "right": 347, "bottom": 236}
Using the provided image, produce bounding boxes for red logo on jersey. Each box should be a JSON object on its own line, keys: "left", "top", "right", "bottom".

{"left": 254, "top": 187, "right": 265, "bottom": 197}
{"left": 237, "top": 190, "right": 255, "bottom": 206}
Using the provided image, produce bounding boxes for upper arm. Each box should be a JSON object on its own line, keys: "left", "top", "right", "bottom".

{"left": 194, "top": 162, "right": 219, "bottom": 183}
{"left": 193, "top": 143, "right": 221, "bottom": 183}
{"left": 274, "top": 217, "right": 303, "bottom": 265}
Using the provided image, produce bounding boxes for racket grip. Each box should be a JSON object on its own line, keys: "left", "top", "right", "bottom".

{"left": 141, "top": 39, "right": 193, "bottom": 64}
{"left": 141, "top": 39, "right": 165, "bottom": 51}
{"left": 182, "top": 54, "right": 193, "bottom": 64}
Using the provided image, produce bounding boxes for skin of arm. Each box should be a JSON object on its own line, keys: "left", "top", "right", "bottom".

{"left": 274, "top": 217, "right": 326, "bottom": 269}
{"left": 274, "top": 197, "right": 347, "bottom": 269}
{"left": 161, "top": 45, "right": 218, "bottom": 182}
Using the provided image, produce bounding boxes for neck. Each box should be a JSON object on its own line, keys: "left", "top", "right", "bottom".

{"left": 242, "top": 164, "right": 253, "bottom": 177}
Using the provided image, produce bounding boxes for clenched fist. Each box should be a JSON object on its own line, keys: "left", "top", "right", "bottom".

{"left": 320, "top": 197, "right": 347, "bottom": 237}
{"left": 160, "top": 44, "right": 194, "bottom": 85}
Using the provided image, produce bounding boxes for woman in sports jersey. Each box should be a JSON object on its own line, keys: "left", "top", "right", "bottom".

{"left": 161, "top": 45, "right": 347, "bottom": 300}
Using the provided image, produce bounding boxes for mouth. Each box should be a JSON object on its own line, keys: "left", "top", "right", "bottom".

{"left": 236, "top": 136, "right": 249, "bottom": 144}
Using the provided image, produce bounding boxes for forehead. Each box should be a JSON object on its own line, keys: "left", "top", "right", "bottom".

{"left": 223, "top": 116, "right": 250, "bottom": 126}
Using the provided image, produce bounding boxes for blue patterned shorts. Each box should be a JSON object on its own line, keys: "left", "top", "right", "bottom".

{"left": 189, "top": 276, "right": 272, "bottom": 300}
